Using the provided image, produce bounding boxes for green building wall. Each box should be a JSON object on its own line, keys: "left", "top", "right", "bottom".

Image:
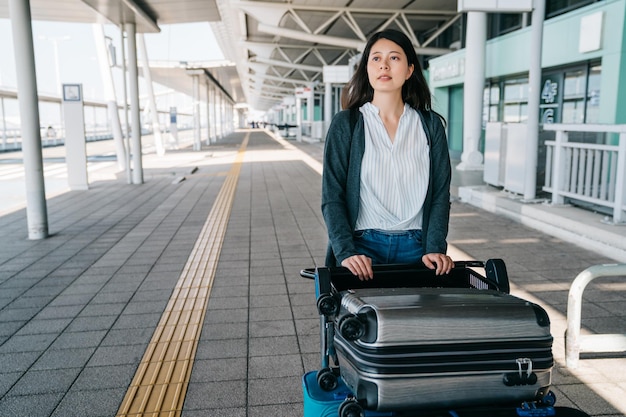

{"left": 429, "top": 0, "right": 626, "bottom": 148}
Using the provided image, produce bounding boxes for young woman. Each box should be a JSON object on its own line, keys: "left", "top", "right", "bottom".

{"left": 322, "top": 29, "right": 454, "bottom": 281}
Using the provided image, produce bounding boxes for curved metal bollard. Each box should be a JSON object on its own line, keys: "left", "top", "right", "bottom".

{"left": 566, "top": 263, "right": 626, "bottom": 368}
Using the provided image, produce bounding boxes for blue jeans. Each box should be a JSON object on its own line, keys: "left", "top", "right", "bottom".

{"left": 353, "top": 229, "right": 423, "bottom": 264}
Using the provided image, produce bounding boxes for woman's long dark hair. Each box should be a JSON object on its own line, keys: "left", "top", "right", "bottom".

{"left": 342, "top": 29, "right": 432, "bottom": 112}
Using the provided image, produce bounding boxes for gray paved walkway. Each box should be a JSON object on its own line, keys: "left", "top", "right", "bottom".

{"left": 0, "top": 130, "right": 624, "bottom": 416}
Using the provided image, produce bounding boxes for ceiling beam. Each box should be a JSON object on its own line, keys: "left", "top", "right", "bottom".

{"left": 248, "top": 90, "right": 287, "bottom": 100}
{"left": 240, "top": 41, "right": 349, "bottom": 51}
{"left": 249, "top": 72, "right": 314, "bottom": 86}
{"left": 422, "top": 14, "right": 462, "bottom": 47}
{"left": 247, "top": 80, "right": 294, "bottom": 93}
{"left": 251, "top": 57, "right": 321, "bottom": 73}
{"left": 234, "top": 1, "right": 457, "bottom": 16}
{"left": 257, "top": 23, "right": 452, "bottom": 55}
{"left": 257, "top": 23, "right": 364, "bottom": 50}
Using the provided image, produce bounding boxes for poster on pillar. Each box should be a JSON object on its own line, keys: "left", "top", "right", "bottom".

{"left": 62, "top": 84, "right": 89, "bottom": 191}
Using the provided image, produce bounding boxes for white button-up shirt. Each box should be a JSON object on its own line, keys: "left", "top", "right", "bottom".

{"left": 355, "top": 102, "right": 430, "bottom": 231}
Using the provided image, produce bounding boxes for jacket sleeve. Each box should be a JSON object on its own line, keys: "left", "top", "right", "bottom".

{"left": 424, "top": 112, "right": 452, "bottom": 255}
{"left": 321, "top": 111, "right": 358, "bottom": 265}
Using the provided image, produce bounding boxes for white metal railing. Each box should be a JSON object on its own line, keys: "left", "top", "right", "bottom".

{"left": 565, "top": 263, "right": 626, "bottom": 368}
{"left": 1, "top": 129, "right": 21, "bottom": 151}
{"left": 543, "top": 123, "right": 626, "bottom": 223}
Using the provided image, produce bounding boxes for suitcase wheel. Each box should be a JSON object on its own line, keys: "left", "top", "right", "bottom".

{"left": 516, "top": 402, "right": 556, "bottom": 416}
{"left": 338, "top": 397, "right": 364, "bottom": 417}
{"left": 540, "top": 391, "right": 557, "bottom": 406}
{"left": 338, "top": 314, "right": 365, "bottom": 341}
{"left": 316, "top": 367, "right": 339, "bottom": 391}
{"left": 317, "top": 293, "right": 339, "bottom": 316}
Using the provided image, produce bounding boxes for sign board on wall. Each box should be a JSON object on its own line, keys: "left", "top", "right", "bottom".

{"left": 63, "top": 84, "right": 82, "bottom": 102}
{"left": 295, "top": 87, "right": 313, "bottom": 99}
{"left": 323, "top": 65, "right": 351, "bottom": 83}
{"left": 579, "top": 11, "right": 603, "bottom": 53}
{"left": 539, "top": 75, "right": 561, "bottom": 124}
{"left": 431, "top": 57, "right": 465, "bottom": 82}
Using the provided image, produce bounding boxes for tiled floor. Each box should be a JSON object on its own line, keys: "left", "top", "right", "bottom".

{"left": 0, "top": 130, "right": 624, "bottom": 416}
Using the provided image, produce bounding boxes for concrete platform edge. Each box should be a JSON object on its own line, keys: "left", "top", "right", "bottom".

{"left": 458, "top": 185, "right": 626, "bottom": 264}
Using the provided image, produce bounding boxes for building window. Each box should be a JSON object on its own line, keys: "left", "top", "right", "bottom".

{"left": 483, "top": 2, "right": 603, "bottom": 42}
{"left": 488, "top": 13, "right": 524, "bottom": 39}
{"left": 562, "top": 69, "right": 586, "bottom": 123}
{"left": 484, "top": 61, "right": 601, "bottom": 126}
{"left": 483, "top": 84, "right": 500, "bottom": 127}
{"left": 546, "top": 61, "right": 601, "bottom": 124}
{"left": 503, "top": 78, "right": 529, "bottom": 122}
{"left": 546, "top": 0, "right": 603, "bottom": 19}
{"left": 585, "top": 64, "right": 601, "bottom": 123}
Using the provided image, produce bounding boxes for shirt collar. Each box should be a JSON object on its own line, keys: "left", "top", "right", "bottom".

{"left": 361, "top": 102, "right": 410, "bottom": 118}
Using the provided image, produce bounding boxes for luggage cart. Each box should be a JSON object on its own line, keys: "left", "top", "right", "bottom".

{"left": 301, "top": 260, "right": 590, "bottom": 417}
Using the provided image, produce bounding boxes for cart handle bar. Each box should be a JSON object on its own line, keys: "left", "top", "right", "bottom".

{"left": 300, "top": 260, "right": 485, "bottom": 280}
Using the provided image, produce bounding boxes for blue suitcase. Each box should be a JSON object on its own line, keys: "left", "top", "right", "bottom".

{"left": 304, "top": 369, "right": 588, "bottom": 417}
{"left": 302, "top": 370, "right": 393, "bottom": 417}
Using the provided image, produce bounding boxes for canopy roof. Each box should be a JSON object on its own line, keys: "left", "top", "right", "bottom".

{"left": 0, "top": 0, "right": 461, "bottom": 111}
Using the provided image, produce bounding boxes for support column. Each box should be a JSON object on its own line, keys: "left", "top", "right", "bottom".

{"left": 458, "top": 11, "right": 487, "bottom": 171}
{"left": 93, "top": 24, "right": 126, "bottom": 169}
{"left": 119, "top": 24, "right": 132, "bottom": 184}
{"left": 308, "top": 91, "right": 314, "bottom": 122}
{"left": 9, "top": 0, "right": 48, "bottom": 239}
{"left": 126, "top": 23, "right": 143, "bottom": 184}
{"left": 224, "top": 100, "right": 228, "bottom": 134}
{"left": 192, "top": 74, "right": 201, "bottom": 151}
{"left": 214, "top": 86, "right": 219, "bottom": 140}
{"left": 324, "top": 82, "right": 332, "bottom": 139}
{"left": 227, "top": 102, "right": 231, "bottom": 134}
{"left": 1, "top": 97, "right": 7, "bottom": 149}
{"left": 218, "top": 93, "right": 223, "bottom": 139}
{"left": 296, "top": 97, "right": 302, "bottom": 141}
{"left": 222, "top": 98, "right": 227, "bottom": 135}
{"left": 308, "top": 87, "right": 314, "bottom": 139}
{"left": 212, "top": 85, "right": 218, "bottom": 141}
{"left": 524, "top": 0, "right": 546, "bottom": 201}
{"left": 205, "top": 83, "right": 211, "bottom": 145}
{"left": 138, "top": 34, "right": 164, "bottom": 156}
{"left": 223, "top": 97, "right": 228, "bottom": 135}
{"left": 228, "top": 102, "right": 233, "bottom": 134}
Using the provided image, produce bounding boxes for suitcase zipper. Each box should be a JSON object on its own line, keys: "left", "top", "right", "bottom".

{"left": 503, "top": 358, "right": 540, "bottom": 386}
{"left": 334, "top": 336, "right": 553, "bottom": 375}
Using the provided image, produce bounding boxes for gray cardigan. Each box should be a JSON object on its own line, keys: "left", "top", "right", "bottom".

{"left": 321, "top": 108, "right": 451, "bottom": 267}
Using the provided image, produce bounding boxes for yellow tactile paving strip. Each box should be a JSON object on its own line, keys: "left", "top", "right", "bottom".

{"left": 116, "top": 134, "right": 249, "bottom": 417}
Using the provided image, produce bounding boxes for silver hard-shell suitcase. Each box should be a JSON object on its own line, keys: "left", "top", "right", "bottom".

{"left": 302, "top": 260, "right": 555, "bottom": 416}
{"left": 334, "top": 286, "right": 553, "bottom": 411}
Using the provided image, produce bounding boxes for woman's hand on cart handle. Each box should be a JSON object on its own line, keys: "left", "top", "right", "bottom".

{"left": 422, "top": 253, "right": 454, "bottom": 276}
{"left": 341, "top": 254, "right": 374, "bottom": 281}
